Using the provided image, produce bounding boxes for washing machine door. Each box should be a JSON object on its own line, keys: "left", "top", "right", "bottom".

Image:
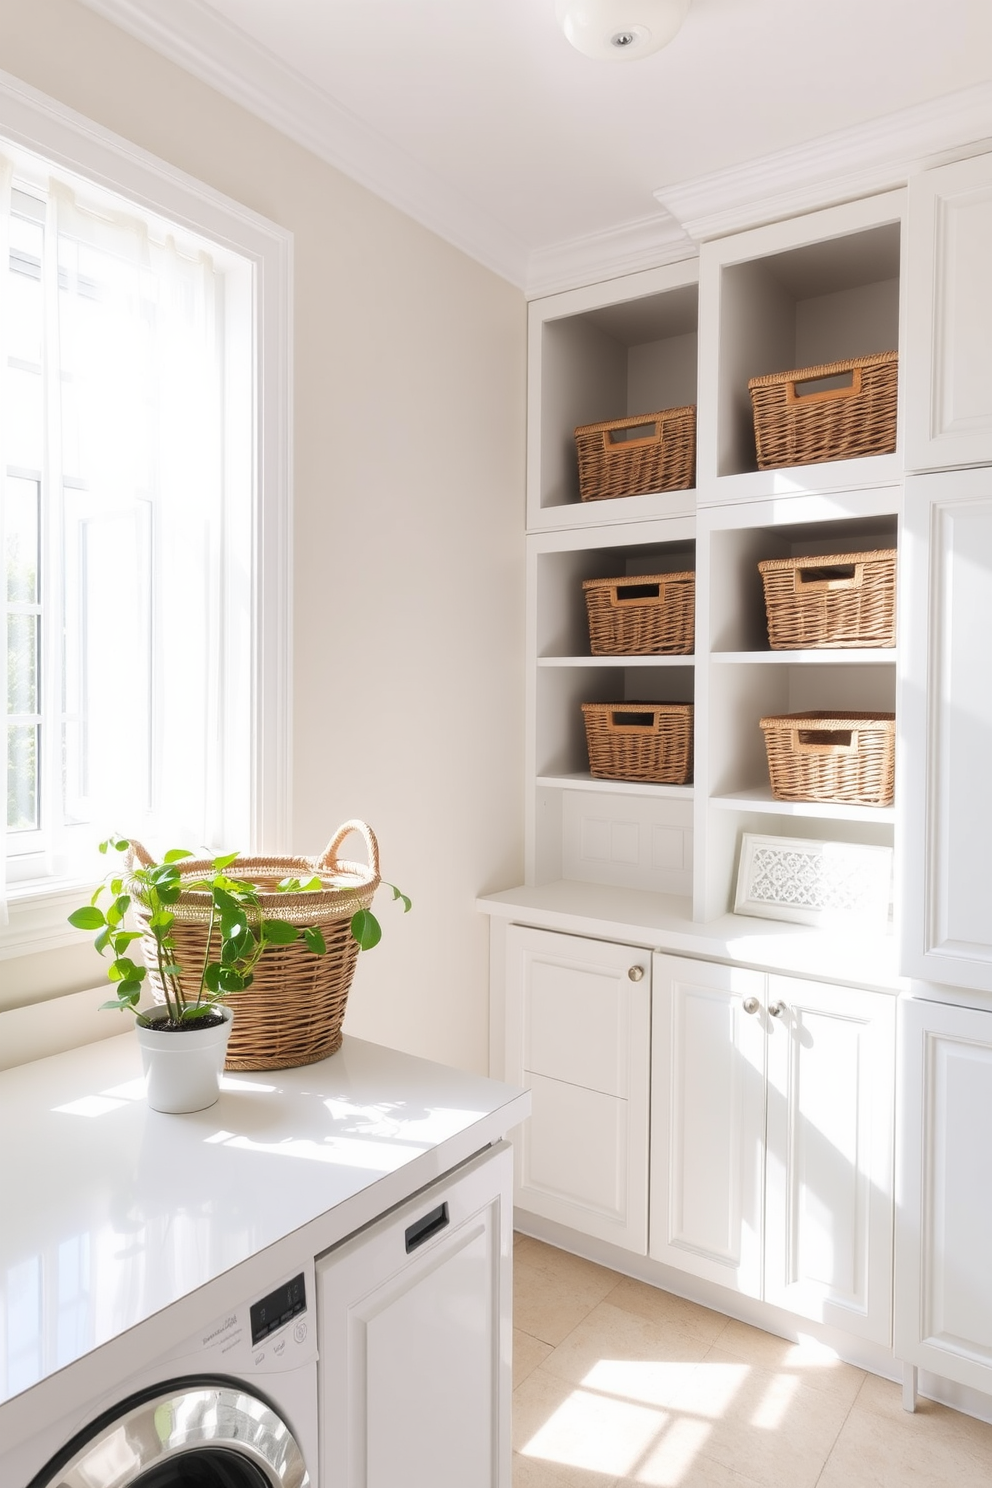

{"left": 29, "top": 1381, "right": 309, "bottom": 1488}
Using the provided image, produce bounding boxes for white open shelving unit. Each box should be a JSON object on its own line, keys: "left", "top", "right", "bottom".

{"left": 521, "top": 188, "right": 906, "bottom": 949}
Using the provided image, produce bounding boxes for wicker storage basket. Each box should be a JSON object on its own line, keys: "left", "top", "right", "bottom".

{"left": 748, "top": 351, "right": 897, "bottom": 470}
{"left": 574, "top": 406, "right": 696, "bottom": 501}
{"left": 583, "top": 571, "right": 695, "bottom": 656}
{"left": 759, "top": 712, "right": 895, "bottom": 806}
{"left": 582, "top": 701, "right": 693, "bottom": 784}
{"left": 127, "top": 821, "right": 380, "bottom": 1071}
{"left": 758, "top": 549, "right": 896, "bottom": 650}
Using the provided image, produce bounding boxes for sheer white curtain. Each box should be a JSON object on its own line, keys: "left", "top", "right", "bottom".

{"left": 0, "top": 155, "right": 11, "bottom": 919}
{"left": 2, "top": 168, "right": 223, "bottom": 908}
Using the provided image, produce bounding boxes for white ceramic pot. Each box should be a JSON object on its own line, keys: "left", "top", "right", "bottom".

{"left": 135, "top": 1005, "right": 234, "bottom": 1114}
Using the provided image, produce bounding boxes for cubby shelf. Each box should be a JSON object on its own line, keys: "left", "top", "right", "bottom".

{"left": 711, "top": 650, "right": 895, "bottom": 665}
{"left": 710, "top": 787, "right": 895, "bottom": 823}
{"left": 538, "top": 655, "right": 694, "bottom": 668}
{"left": 537, "top": 773, "right": 694, "bottom": 799}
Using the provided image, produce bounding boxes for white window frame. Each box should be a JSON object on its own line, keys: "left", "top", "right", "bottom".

{"left": 0, "top": 67, "right": 292, "bottom": 960}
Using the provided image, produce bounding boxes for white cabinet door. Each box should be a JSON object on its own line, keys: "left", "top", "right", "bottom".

{"left": 901, "top": 469, "right": 992, "bottom": 991}
{"left": 505, "top": 925, "right": 651, "bottom": 1252}
{"left": 317, "top": 1143, "right": 512, "bottom": 1488}
{"left": 895, "top": 998, "right": 992, "bottom": 1394}
{"left": 764, "top": 976, "right": 895, "bottom": 1344}
{"left": 650, "top": 953, "right": 766, "bottom": 1297}
{"left": 905, "top": 152, "right": 992, "bottom": 470}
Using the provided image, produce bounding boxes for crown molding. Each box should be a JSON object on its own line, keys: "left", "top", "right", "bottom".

{"left": 525, "top": 212, "right": 695, "bottom": 299}
{"left": 76, "top": 0, "right": 531, "bottom": 286}
{"left": 654, "top": 82, "right": 992, "bottom": 241}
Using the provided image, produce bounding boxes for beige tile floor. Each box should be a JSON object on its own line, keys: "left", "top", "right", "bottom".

{"left": 512, "top": 1234, "right": 992, "bottom": 1488}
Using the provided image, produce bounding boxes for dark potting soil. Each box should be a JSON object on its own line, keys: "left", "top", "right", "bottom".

{"left": 143, "top": 1013, "right": 228, "bottom": 1033}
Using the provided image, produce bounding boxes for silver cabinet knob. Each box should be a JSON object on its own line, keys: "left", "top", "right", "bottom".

{"left": 768, "top": 1001, "right": 786, "bottom": 1018}
{"left": 742, "top": 996, "right": 759, "bottom": 1015}
{"left": 628, "top": 965, "right": 645, "bottom": 982}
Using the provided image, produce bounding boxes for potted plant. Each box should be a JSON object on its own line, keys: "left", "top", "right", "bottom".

{"left": 68, "top": 821, "right": 410, "bottom": 1113}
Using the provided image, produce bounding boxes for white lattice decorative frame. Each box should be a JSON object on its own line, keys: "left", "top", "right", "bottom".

{"left": 734, "top": 833, "right": 893, "bottom": 929}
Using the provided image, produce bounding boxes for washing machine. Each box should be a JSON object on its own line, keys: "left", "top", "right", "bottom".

{"left": 15, "top": 1257, "right": 319, "bottom": 1488}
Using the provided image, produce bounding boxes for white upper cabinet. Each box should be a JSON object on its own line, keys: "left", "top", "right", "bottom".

{"left": 905, "top": 151, "right": 992, "bottom": 471}
{"left": 900, "top": 466, "right": 992, "bottom": 990}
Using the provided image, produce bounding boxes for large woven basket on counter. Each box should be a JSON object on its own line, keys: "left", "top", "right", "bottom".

{"left": 582, "top": 701, "right": 693, "bottom": 784}
{"left": 758, "top": 549, "right": 896, "bottom": 649}
{"left": 583, "top": 570, "right": 695, "bottom": 655}
{"left": 127, "top": 821, "right": 380, "bottom": 1071}
{"left": 574, "top": 405, "right": 696, "bottom": 501}
{"left": 760, "top": 712, "right": 895, "bottom": 806}
{"left": 748, "top": 351, "right": 897, "bottom": 469}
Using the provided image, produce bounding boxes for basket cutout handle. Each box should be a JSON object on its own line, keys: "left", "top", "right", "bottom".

{"left": 124, "top": 840, "right": 156, "bottom": 871}
{"left": 793, "top": 561, "right": 864, "bottom": 594}
{"left": 602, "top": 419, "right": 662, "bottom": 454}
{"left": 611, "top": 580, "right": 662, "bottom": 606}
{"left": 608, "top": 709, "right": 658, "bottom": 732}
{"left": 793, "top": 727, "right": 860, "bottom": 755}
{"left": 786, "top": 366, "right": 863, "bottom": 405}
{"left": 317, "top": 820, "right": 381, "bottom": 880}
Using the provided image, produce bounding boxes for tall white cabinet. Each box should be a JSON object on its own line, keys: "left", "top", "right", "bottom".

{"left": 485, "top": 146, "right": 992, "bottom": 1408}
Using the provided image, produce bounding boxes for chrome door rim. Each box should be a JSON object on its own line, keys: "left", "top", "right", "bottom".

{"left": 36, "top": 1382, "right": 309, "bottom": 1488}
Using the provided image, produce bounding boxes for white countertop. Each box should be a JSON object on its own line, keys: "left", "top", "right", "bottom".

{"left": 479, "top": 880, "right": 906, "bottom": 992}
{"left": 0, "top": 1030, "right": 529, "bottom": 1416}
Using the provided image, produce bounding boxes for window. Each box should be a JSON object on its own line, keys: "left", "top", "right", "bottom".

{"left": 0, "top": 82, "right": 290, "bottom": 949}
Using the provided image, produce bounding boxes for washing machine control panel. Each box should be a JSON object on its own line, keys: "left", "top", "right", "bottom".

{"left": 250, "top": 1272, "right": 307, "bottom": 1345}
{"left": 165, "top": 1259, "right": 317, "bottom": 1377}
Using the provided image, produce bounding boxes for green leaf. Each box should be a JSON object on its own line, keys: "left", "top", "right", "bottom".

{"left": 213, "top": 850, "right": 241, "bottom": 871}
{"left": 159, "top": 963, "right": 181, "bottom": 978}
{"left": 163, "top": 848, "right": 194, "bottom": 863}
{"left": 180, "top": 1003, "right": 218, "bottom": 1021}
{"left": 111, "top": 930, "right": 143, "bottom": 952}
{"left": 387, "top": 881, "right": 413, "bottom": 913}
{"left": 95, "top": 926, "right": 112, "bottom": 955}
{"left": 118, "top": 980, "right": 143, "bottom": 1004}
{"left": 278, "top": 876, "right": 302, "bottom": 893}
{"left": 262, "top": 918, "right": 300, "bottom": 945}
{"left": 220, "top": 911, "right": 248, "bottom": 941}
{"left": 106, "top": 894, "right": 130, "bottom": 928}
{"left": 148, "top": 909, "right": 174, "bottom": 930}
{"left": 69, "top": 906, "right": 106, "bottom": 930}
{"left": 156, "top": 882, "right": 182, "bottom": 906}
{"left": 109, "top": 957, "right": 142, "bottom": 982}
{"left": 351, "top": 908, "right": 381, "bottom": 951}
{"left": 303, "top": 925, "right": 326, "bottom": 956}
{"left": 212, "top": 886, "right": 240, "bottom": 917}
{"left": 99, "top": 997, "right": 131, "bottom": 1012}
{"left": 217, "top": 966, "right": 247, "bottom": 991}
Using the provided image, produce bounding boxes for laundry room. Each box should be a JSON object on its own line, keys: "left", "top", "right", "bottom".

{"left": 2, "top": 2, "right": 992, "bottom": 1485}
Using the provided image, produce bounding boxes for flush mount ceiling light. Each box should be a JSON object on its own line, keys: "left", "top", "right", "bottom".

{"left": 556, "top": 0, "right": 692, "bottom": 60}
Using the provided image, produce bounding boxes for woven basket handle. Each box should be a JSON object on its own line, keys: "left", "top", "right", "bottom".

{"left": 317, "top": 820, "right": 380, "bottom": 880}
{"left": 608, "top": 708, "right": 658, "bottom": 732}
{"left": 611, "top": 578, "right": 663, "bottom": 607}
{"left": 793, "top": 727, "right": 859, "bottom": 755}
{"left": 123, "top": 839, "right": 156, "bottom": 871}
{"left": 793, "top": 561, "right": 864, "bottom": 594}
{"left": 603, "top": 418, "right": 662, "bottom": 453}
{"left": 786, "top": 365, "right": 863, "bottom": 405}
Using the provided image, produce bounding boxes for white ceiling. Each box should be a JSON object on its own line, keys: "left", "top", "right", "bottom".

{"left": 80, "top": 0, "right": 992, "bottom": 292}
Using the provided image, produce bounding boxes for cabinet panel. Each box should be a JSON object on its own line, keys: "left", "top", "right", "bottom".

{"left": 901, "top": 470, "right": 992, "bottom": 990}
{"left": 896, "top": 999, "right": 992, "bottom": 1394}
{"left": 317, "top": 1144, "right": 511, "bottom": 1488}
{"left": 764, "top": 977, "right": 894, "bottom": 1343}
{"left": 524, "top": 1072, "right": 629, "bottom": 1222}
{"left": 506, "top": 925, "right": 650, "bottom": 1252}
{"left": 650, "top": 954, "right": 766, "bottom": 1295}
{"left": 906, "top": 152, "right": 992, "bottom": 469}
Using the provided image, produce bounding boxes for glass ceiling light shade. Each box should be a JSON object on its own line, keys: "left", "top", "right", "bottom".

{"left": 556, "top": 0, "right": 692, "bottom": 60}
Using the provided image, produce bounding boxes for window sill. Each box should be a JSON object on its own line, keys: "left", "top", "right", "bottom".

{"left": 0, "top": 878, "right": 96, "bottom": 960}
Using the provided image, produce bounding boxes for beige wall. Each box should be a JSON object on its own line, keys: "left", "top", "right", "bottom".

{"left": 0, "top": 0, "right": 526, "bottom": 1073}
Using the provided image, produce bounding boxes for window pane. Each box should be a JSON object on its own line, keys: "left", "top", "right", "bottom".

{"left": 5, "top": 476, "right": 40, "bottom": 603}
{"left": 6, "top": 613, "right": 38, "bottom": 714}
{"left": 7, "top": 221, "right": 44, "bottom": 367}
{"left": 7, "top": 723, "right": 38, "bottom": 832}
{"left": 4, "top": 363, "right": 44, "bottom": 471}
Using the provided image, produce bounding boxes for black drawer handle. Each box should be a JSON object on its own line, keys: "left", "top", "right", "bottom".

{"left": 405, "top": 1201, "right": 449, "bottom": 1253}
